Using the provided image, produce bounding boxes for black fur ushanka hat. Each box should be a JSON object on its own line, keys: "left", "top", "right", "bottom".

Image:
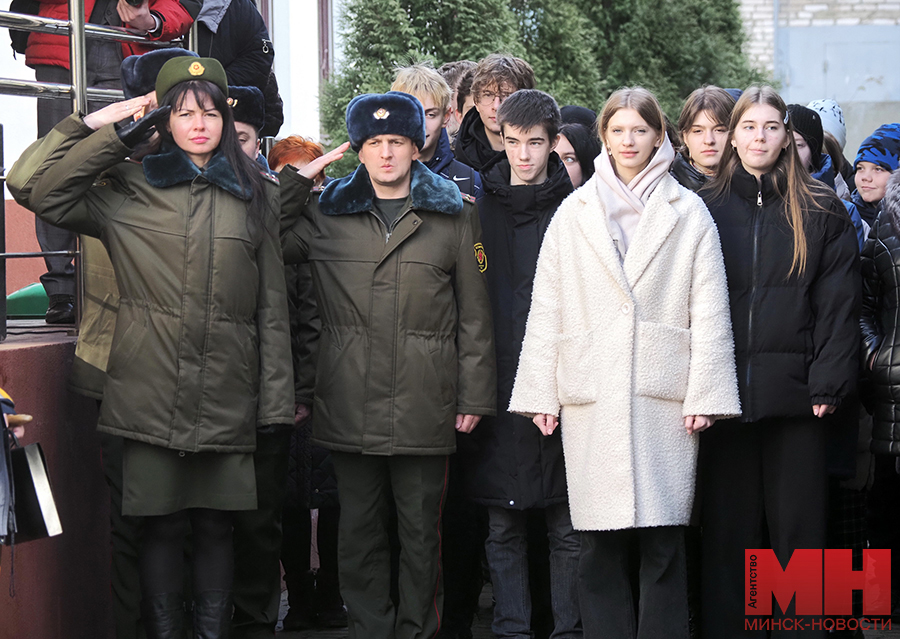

{"left": 345, "top": 91, "right": 425, "bottom": 152}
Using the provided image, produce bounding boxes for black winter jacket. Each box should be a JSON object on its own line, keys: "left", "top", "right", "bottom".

{"left": 669, "top": 153, "right": 710, "bottom": 193}
{"left": 183, "top": 0, "right": 275, "bottom": 94}
{"left": 861, "top": 209, "right": 900, "bottom": 454}
{"left": 425, "top": 129, "right": 483, "bottom": 199}
{"left": 704, "top": 165, "right": 861, "bottom": 422}
{"left": 458, "top": 153, "right": 573, "bottom": 508}
{"left": 453, "top": 107, "right": 503, "bottom": 172}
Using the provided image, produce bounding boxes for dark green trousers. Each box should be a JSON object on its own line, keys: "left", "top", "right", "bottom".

{"left": 332, "top": 453, "right": 448, "bottom": 639}
{"left": 232, "top": 429, "right": 292, "bottom": 639}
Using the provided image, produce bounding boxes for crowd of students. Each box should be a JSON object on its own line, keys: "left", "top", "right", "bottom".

{"left": 6, "top": 30, "right": 900, "bottom": 639}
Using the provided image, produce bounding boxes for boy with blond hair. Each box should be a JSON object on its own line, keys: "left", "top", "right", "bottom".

{"left": 392, "top": 63, "right": 482, "bottom": 198}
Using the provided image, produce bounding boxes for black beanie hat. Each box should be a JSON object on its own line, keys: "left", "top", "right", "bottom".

{"left": 787, "top": 104, "right": 824, "bottom": 165}
{"left": 227, "top": 86, "right": 266, "bottom": 133}
{"left": 121, "top": 48, "right": 199, "bottom": 100}
{"left": 560, "top": 105, "right": 597, "bottom": 130}
{"left": 346, "top": 91, "right": 425, "bottom": 151}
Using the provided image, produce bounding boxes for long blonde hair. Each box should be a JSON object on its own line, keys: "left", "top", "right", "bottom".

{"left": 707, "top": 86, "right": 835, "bottom": 277}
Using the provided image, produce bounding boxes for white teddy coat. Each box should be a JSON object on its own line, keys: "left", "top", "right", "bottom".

{"left": 509, "top": 173, "right": 741, "bottom": 532}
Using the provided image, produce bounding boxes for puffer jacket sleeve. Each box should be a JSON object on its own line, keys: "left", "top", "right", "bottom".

{"left": 255, "top": 198, "right": 296, "bottom": 427}
{"left": 289, "top": 263, "right": 320, "bottom": 407}
{"left": 279, "top": 166, "right": 314, "bottom": 263}
{"left": 454, "top": 202, "right": 497, "bottom": 416}
{"left": 682, "top": 219, "right": 741, "bottom": 418}
{"left": 861, "top": 219, "right": 883, "bottom": 363}
{"left": 7, "top": 115, "right": 131, "bottom": 238}
{"left": 808, "top": 204, "right": 862, "bottom": 406}
{"left": 509, "top": 216, "right": 563, "bottom": 418}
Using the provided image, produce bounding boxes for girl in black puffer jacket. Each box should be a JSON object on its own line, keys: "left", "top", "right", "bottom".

{"left": 862, "top": 170, "right": 900, "bottom": 451}
{"left": 699, "top": 86, "right": 861, "bottom": 639}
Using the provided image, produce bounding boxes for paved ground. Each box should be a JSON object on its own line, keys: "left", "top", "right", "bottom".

{"left": 273, "top": 584, "right": 900, "bottom": 638}
{"left": 275, "top": 584, "right": 496, "bottom": 638}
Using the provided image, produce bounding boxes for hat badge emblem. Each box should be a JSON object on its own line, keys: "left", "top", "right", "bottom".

{"left": 188, "top": 61, "right": 205, "bottom": 76}
{"left": 374, "top": 108, "right": 390, "bottom": 120}
{"left": 227, "top": 97, "right": 238, "bottom": 107}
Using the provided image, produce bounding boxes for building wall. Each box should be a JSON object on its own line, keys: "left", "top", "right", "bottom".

{"left": 740, "top": 0, "right": 900, "bottom": 155}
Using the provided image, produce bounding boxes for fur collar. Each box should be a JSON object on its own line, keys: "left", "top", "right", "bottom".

{"left": 319, "top": 161, "right": 463, "bottom": 216}
{"left": 143, "top": 144, "right": 252, "bottom": 200}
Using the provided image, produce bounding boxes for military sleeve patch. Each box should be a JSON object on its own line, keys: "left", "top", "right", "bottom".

{"left": 474, "top": 243, "right": 487, "bottom": 273}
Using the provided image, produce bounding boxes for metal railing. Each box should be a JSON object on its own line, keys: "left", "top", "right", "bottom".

{"left": 0, "top": 0, "right": 186, "bottom": 341}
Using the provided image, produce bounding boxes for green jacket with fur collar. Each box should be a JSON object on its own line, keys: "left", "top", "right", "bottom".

{"left": 281, "top": 161, "right": 497, "bottom": 455}
{"left": 8, "top": 114, "right": 294, "bottom": 453}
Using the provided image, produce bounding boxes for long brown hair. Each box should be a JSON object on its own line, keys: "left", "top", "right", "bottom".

{"left": 707, "top": 86, "right": 835, "bottom": 277}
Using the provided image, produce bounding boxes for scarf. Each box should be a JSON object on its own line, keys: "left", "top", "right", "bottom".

{"left": 596, "top": 134, "right": 676, "bottom": 257}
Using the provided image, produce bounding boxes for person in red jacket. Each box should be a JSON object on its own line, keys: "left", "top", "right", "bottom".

{"left": 24, "top": 0, "right": 192, "bottom": 325}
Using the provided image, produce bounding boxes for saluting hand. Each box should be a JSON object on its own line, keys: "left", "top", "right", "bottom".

{"left": 83, "top": 96, "right": 153, "bottom": 131}
{"left": 292, "top": 141, "right": 351, "bottom": 181}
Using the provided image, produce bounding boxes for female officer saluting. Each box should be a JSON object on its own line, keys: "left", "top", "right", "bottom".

{"left": 8, "top": 56, "right": 294, "bottom": 639}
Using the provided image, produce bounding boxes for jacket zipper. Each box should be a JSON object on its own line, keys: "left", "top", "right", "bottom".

{"left": 369, "top": 207, "right": 412, "bottom": 243}
{"left": 747, "top": 188, "right": 762, "bottom": 413}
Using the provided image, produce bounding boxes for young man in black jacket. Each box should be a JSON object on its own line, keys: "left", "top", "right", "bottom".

{"left": 458, "top": 89, "right": 581, "bottom": 639}
{"left": 453, "top": 54, "right": 534, "bottom": 172}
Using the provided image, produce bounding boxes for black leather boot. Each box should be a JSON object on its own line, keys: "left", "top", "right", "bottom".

{"left": 193, "top": 590, "right": 233, "bottom": 639}
{"left": 141, "top": 593, "right": 184, "bottom": 639}
{"left": 45, "top": 294, "right": 75, "bottom": 324}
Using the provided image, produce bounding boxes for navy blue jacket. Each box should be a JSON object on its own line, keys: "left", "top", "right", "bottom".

{"left": 425, "top": 130, "right": 483, "bottom": 200}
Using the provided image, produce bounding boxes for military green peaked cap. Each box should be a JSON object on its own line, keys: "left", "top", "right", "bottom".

{"left": 156, "top": 56, "right": 228, "bottom": 102}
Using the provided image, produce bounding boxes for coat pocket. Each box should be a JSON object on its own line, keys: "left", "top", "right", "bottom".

{"left": 557, "top": 332, "right": 597, "bottom": 405}
{"left": 634, "top": 321, "right": 690, "bottom": 402}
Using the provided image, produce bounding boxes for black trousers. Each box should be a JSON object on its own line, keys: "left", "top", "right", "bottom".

{"left": 331, "top": 452, "right": 448, "bottom": 639}
{"left": 232, "top": 428, "right": 292, "bottom": 639}
{"left": 699, "top": 416, "right": 827, "bottom": 639}
{"left": 579, "top": 526, "right": 689, "bottom": 639}
{"left": 98, "top": 431, "right": 146, "bottom": 639}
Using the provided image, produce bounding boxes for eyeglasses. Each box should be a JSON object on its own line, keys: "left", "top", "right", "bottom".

{"left": 476, "top": 89, "right": 514, "bottom": 106}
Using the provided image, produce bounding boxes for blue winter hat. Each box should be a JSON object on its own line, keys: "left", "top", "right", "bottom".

{"left": 227, "top": 86, "right": 266, "bottom": 133}
{"left": 120, "top": 48, "right": 199, "bottom": 100}
{"left": 855, "top": 123, "right": 900, "bottom": 172}
{"left": 345, "top": 91, "right": 425, "bottom": 152}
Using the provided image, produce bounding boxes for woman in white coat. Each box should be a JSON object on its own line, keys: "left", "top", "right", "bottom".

{"left": 509, "top": 87, "right": 741, "bottom": 639}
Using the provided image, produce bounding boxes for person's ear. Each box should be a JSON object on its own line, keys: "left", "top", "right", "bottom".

{"left": 550, "top": 134, "right": 560, "bottom": 151}
{"left": 442, "top": 107, "right": 451, "bottom": 128}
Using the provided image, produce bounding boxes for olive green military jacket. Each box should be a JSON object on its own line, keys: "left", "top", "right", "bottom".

{"left": 280, "top": 162, "right": 497, "bottom": 456}
{"left": 8, "top": 114, "right": 294, "bottom": 453}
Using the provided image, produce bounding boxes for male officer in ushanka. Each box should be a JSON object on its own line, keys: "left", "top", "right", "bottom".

{"left": 280, "top": 91, "right": 497, "bottom": 639}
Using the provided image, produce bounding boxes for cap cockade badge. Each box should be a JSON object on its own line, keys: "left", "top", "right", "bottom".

{"left": 188, "top": 61, "right": 205, "bottom": 76}
{"left": 374, "top": 108, "right": 390, "bottom": 120}
{"left": 227, "top": 97, "right": 238, "bottom": 107}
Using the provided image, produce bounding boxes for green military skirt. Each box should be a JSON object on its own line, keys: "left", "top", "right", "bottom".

{"left": 122, "top": 439, "right": 257, "bottom": 516}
